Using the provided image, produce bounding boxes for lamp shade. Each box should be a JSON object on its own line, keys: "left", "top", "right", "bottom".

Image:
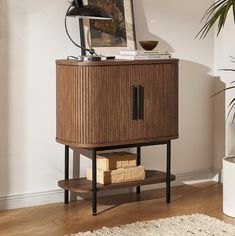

{"left": 67, "top": 5, "right": 112, "bottom": 20}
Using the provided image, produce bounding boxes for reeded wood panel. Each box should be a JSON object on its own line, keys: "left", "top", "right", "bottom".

{"left": 137, "top": 63, "right": 178, "bottom": 139}
{"left": 56, "top": 60, "right": 179, "bottom": 147}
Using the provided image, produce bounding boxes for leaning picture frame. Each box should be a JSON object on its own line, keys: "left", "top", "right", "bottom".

{"left": 83, "top": 0, "right": 137, "bottom": 56}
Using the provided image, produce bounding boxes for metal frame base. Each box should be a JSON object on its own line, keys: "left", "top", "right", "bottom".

{"left": 63, "top": 140, "right": 172, "bottom": 215}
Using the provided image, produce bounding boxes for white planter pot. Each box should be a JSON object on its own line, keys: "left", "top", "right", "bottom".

{"left": 223, "top": 156, "right": 235, "bottom": 217}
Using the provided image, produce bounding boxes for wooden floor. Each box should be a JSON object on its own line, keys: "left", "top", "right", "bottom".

{"left": 0, "top": 182, "right": 235, "bottom": 236}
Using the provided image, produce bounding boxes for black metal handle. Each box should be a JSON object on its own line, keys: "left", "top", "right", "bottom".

{"left": 131, "top": 86, "right": 138, "bottom": 120}
{"left": 137, "top": 85, "right": 144, "bottom": 120}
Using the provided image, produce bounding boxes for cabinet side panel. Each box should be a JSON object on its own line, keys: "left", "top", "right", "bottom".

{"left": 56, "top": 65, "right": 80, "bottom": 143}
{"left": 163, "top": 63, "right": 178, "bottom": 137}
{"left": 171, "top": 63, "right": 179, "bottom": 137}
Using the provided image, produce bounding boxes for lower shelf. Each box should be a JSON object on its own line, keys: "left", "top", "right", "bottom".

{"left": 58, "top": 170, "right": 176, "bottom": 193}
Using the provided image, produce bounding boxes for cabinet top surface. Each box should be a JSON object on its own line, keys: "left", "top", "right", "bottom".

{"left": 56, "top": 58, "right": 179, "bottom": 67}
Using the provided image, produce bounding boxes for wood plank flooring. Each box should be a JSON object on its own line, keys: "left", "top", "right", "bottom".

{"left": 0, "top": 182, "right": 234, "bottom": 236}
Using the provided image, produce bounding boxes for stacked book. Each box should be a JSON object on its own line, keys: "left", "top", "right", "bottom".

{"left": 115, "top": 50, "right": 172, "bottom": 60}
{"left": 86, "top": 151, "right": 145, "bottom": 185}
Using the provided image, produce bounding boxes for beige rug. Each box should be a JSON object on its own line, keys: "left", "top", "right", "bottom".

{"left": 69, "top": 214, "right": 235, "bottom": 236}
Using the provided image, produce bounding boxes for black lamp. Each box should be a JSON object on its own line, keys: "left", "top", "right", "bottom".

{"left": 65, "top": 0, "right": 112, "bottom": 61}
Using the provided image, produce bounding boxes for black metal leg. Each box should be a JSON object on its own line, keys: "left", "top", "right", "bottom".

{"left": 166, "top": 140, "right": 171, "bottom": 203}
{"left": 92, "top": 149, "right": 97, "bottom": 215}
{"left": 136, "top": 146, "right": 141, "bottom": 194}
{"left": 64, "top": 145, "right": 69, "bottom": 204}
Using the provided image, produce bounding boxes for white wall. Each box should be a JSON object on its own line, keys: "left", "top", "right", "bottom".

{"left": 0, "top": 0, "right": 79, "bottom": 197}
{"left": 214, "top": 11, "right": 235, "bottom": 158}
{"left": 0, "top": 0, "right": 216, "bottom": 209}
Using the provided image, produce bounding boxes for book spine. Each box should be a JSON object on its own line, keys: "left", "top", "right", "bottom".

{"left": 96, "top": 152, "right": 137, "bottom": 171}
{"left": 119, "top": 51, "right": 170, "bottom": 56}
{"left": 119, "top": 51, "right": 138, "bottom": 56}
{"left": 115, "top": 55, "right": 171, "bottom": 60}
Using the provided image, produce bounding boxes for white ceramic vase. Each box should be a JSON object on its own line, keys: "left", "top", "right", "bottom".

{"left": 223, "top": 156, "right": 235, "bottom": 217}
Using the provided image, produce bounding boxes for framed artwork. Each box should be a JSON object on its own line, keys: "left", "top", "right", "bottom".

{"left": 83, "top": 0, "right": 136, "bottom": 56}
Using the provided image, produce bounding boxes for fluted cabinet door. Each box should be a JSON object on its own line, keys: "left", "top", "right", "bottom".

{"left": 57, "top": 64, "right": 139, "bottom": 146}
{"left": 136, "top": 64, "right": 178, "bottom": 139}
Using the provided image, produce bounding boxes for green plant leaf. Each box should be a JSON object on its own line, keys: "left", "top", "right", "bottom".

{"left": 219, "top": 69, "right": 235, "bottom": 71}
{"left": 196, "top": 0, "right": 234, "bottom": 38}
{"left": 202, "top": 0, "right": 226, "bottom": 22}
{"left": 212, "top": 86, "right": 235, "bottom": 97}
{"left": 232, "top": 112, "right": 235, "bottom": 124}
{"left": 228, "top": 97, "right": 235, "bottom": 108}
{"left": 196, "top": 3, "right": 229, "bottom": 38}
{"left": 232, "top": 0, "right": 235, "bottom": 23}
{"left": 217, "top": 2, "right": 231, "bottom": 35}
{"left": 227, "top": 100, "right": 235, "bottom": 121}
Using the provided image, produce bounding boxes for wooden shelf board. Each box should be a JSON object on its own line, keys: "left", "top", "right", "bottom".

{"left": 58, "top": 170, "right": 176, "bottom": 193}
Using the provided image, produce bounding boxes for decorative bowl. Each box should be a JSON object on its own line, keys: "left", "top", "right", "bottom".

{"left": 139, "top": 40, "right": 159, "bottom": 51}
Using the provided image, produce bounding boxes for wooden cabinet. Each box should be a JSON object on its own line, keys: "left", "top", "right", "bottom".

{"left": 56, "top": 59, "right": 179, "bottom": 215}
{"left": 56, "top": 59, "right": 178, "bottom": 148}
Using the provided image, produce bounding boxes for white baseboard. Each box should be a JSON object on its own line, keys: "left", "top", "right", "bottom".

{"left": 0, "top": 190, "right": 64, "bottom": 211}
{"left": 0, "top": 168, "right": 219, "bottom": 211}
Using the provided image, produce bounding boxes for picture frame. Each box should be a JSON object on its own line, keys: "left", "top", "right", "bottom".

{"left": 83, "top": 0, "right": 137, "bottom": 56}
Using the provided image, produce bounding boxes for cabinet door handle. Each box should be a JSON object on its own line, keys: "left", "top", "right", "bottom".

{"left": 131, "top": 86, "right": 138, "bottom": 120}
{"left": 137, "top": 85, "right": 144, "bottom": 120}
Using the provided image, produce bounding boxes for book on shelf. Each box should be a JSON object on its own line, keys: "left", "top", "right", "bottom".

{"left": 86, "top": 166, "right": 145, "bottom": 185}
{"left": 115, "top": 54, "right": 171, "bottom": 60}
{"left": 119, "top": 50, "right": 171, "bottom": 56}
{"left": 96, "top": 151, "right": 137, "bottom": 171}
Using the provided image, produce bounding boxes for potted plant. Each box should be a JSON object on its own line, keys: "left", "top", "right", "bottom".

{"left": 197, "top": 0, "right": 235, "bottom": 217}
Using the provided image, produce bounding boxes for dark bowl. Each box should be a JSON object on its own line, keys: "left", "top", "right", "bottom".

{"left": 139, "top": 41, "right": 159, "bottom": 51}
